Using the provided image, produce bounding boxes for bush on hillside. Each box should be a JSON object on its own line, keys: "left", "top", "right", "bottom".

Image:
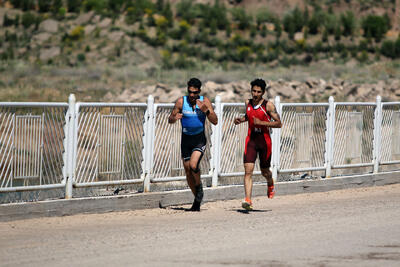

{"left": 38, "top": 0, "right": 52, "bottom": 13}
{"left": 381, "top": 40, "right": 396, "bottom": 58}
{"left": 361, "top": 15, "right": 390, "bottom": 42}
{"left": 231, "top": 8, "right": 252, "bottom": 30}
{"left": 83, "top": 0, "right": 107, "bottom": 13}
{"left": 283, "top": 7, "right": 305, "bottom": 33}
{"left": 52, "top": 0, "right": 63, "bottom": 14}
{"left": 340, "top": 11, "right": 356, "bottom": 36}
{"left": 67, "top": 0, "right": 82, "bottom": 13}
{"left": 3, "top": 14, "right": 14, "bottom": 27}
{"left": 10, "top": 0, "right": 35, "bottom": 11}
{"left": 21, "top": 12, "right": 37, "bottom": 28}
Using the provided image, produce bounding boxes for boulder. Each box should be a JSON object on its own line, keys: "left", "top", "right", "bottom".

{"left": 39, "top": 19, "right": 58, "bottom": 33}
{"left": 99, "top": 18, "right": 112, "bottom": 28}
{"left": 108, "top": 31, "right": 124, "bottom": 42}
{"left": 74, "top": 11, "right": 94, "bottom": 25}
{"left": 84, "top": 25, "right": 96, "bottom": 35}
{"left": 33, "top": 32, "right": 51, "bottom": 44}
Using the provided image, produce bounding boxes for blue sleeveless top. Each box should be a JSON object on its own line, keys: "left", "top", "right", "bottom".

{"left": 181, "top": 96, "right": 206, "bottom": 135}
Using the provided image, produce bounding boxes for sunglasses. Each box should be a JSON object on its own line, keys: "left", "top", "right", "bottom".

{"left": 188, "top": 90, "right": 200, "bottom": 95}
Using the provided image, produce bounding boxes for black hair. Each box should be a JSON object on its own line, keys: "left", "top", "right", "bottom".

{"left": 187, "top": 77, "right": 202, "bottom": 90}
{"left": 250, "top": 78, "right": 267, "bottom": 92}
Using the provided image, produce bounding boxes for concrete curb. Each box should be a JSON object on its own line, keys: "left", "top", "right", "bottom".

{"left": 0, "top": 171, "right": 399, "bottom": 222}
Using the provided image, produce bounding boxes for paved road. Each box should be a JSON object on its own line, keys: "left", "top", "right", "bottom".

{"left": 1, "top": 184, "right": 400, "bottom": 267}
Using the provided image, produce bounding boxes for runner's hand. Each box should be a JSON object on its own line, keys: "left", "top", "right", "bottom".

{"left": 234, "top": 117, "right": 242, "bottom": 125}
{"left": 175, "top": 113, "right": 183, "bottom": 120}
{"left": 253, "top": 117, "right": 262, "bottom": 126}
{"left": 196, "top": 99, "right": 209, "bottom": 113}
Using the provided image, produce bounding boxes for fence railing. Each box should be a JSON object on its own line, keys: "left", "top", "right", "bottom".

{"left": 0, "top": 95, "right": 399, "bottom": 197}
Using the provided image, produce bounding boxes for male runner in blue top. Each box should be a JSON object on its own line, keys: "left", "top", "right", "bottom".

{"left": 168, "top": 78, "right": 218, "bottom": 211}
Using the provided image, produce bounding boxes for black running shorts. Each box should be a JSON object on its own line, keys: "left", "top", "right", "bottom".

{"left": 181, "top": 131, "right": 207, "bottom": 161}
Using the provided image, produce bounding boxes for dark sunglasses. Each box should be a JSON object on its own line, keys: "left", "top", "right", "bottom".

{"left": 188, "top": 90, "right": 200, "bottom": 95}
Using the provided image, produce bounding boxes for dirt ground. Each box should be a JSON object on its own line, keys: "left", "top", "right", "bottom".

{"left": 0, "top": 184, "right": 400, "bottom": 267}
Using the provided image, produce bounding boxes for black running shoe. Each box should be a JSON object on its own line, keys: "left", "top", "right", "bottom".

{"left": 187, "top": 200, "right": 201, "bottom": 212}
{"left": 194, "top": 183, "right": 203, "bottom": 203}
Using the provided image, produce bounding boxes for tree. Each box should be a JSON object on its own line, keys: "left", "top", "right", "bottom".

{"left": 362, "top": 15, "right": 390, "bottom": 42}
{"left": 38, "top": 0, "right": 52, "bottom": 12}
{"left": 341, "top": 11, "right": 356, "bottom": 37}
{"left": 67, "top": 0, "right": 82, "bottom": 13}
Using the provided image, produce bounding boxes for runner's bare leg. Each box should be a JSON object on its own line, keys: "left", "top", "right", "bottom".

{"left": 244, "top": 163, "right": 255, "bottom": 200}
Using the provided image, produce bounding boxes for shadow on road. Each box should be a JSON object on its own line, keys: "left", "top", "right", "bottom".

{"left": 233, "top": 209, "right": 272, "bottom": 214}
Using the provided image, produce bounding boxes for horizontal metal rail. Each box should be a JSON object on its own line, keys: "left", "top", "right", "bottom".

{"left": 0, "top": 183, "right": 65, "bottom": 192}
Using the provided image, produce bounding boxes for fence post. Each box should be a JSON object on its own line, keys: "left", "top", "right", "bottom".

{"left": 211, "top": 95, "right": 222, "bottom": 187}
{"left": 373, "top": 95, "right": 382, "bottom": 173}
{"left": 143, "top": 95, "right": 154, "bottom": 192}
{"left": 272, "top": 96, "right": 281, "bottom": 182}
{"left": 325, "top": 96, "right": 335, "bottom": 178}
{"left": 65, "top": 94, "right": 76, "bottom": 199}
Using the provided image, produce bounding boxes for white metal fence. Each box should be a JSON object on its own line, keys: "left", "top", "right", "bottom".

{"left": 0, "top": 95, "right": 399, "bottom": 197}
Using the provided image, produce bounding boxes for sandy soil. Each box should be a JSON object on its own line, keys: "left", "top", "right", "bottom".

{"left": 1, "top": 184, "right": 400, "bottom": 266}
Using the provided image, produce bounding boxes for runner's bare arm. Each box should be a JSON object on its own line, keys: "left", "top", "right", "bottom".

{"left": 234, "top": 100, "right": 249, "bottom": 125}
{"left": 253, "top": 101, "right": 282, "bottom": 128}
{"left": 266, "top": 101, "right": 282, "bottom": 128}
{"left": 168, "top": 98, "right": 183, "bottom": 124}
{"left": 198, "top": 97, "right": 218, "bottom": 125}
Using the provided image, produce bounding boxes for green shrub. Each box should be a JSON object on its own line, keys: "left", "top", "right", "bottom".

{"left": 381, "top": 40, "right": 396, "bottom": 58}
{"left": 358, "top": 50, "right": 368, "bottom": 63}
{"left": 236, "top": 46, "right": 252, "bottom": 62}
{"left": 21, "top": 12, "right": 36, "bottom": 28}
{"left": 155, "top": 15, "right": 168, "bottom": 30}
{"left": 52, "top": 0, "right": 63, "bottom": 14}
{"left": 283, "top": 7, "right": 304, "bottom": 33}
{"left": 175, "top": 0, "right": 198, "bottom": 24}
{"left": 3, "top": 14, "right": 14, "bottom": 27}
{"left": 308, "top": 13, "right": 320, "bottom": 34}
{"left": 83, "top": 0, "right": 106, "bottom": 12}
{"left": 67, "top": 0, "right": 82, "bottom": 13}
{"left": 11, "top": 0, "right": 35, "bottom": 11}
{"left": 340, "top": 11, "right": 356, "bottom": 37}
{"left": 274, "top": 20, "right": 282, "bottom": 38}
{"left": 107, "top": 0, "right": 124, "bottom": 13}
{"left": 260, "top": 25, "right": 267, "bottom": 37}
{"left": 362, "top": 15, "right": 390, "bottom": 42}
{"left": 69, "top": 26, "right": 85, "bottom": 40}
{"left": 174, "top": 54, "right": 195, "bottom": 69}
{"left": 38, "top": 0, "right": 52, "bottom": 12}
{"left": 58, "top": 7, "right": 67, "bottom": 18}
{"left": 77, "top": 53, "right": 86, "bottom": 62}
{"left": 231, "top": 7, "right": 252, "bottom": 30}
{"left": 161, "top": 2, "right": 173, "bottom": 27}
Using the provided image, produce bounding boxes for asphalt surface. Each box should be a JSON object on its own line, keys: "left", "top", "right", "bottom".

{"left": 0, "top": 184, "right": 399, "bottom": 267}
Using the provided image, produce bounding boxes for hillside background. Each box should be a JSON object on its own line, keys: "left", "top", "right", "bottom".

{"left": 0, "top": 0, "right": 400, "bottom": 103}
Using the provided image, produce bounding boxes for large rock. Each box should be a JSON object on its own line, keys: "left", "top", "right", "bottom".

{"left": 74, "top": 11, "right": 94, "bottom": 25}
{"left": 84, "top": 25, "right": 96, "bottom": 35}
{"left": 39, "top": 19, "right": 58, "bottom": 33}
{"left": 99, "top": 18, "right": 112, "bottom": 28}
{"left": 32, "top": 32, "right": 52, "bottom": 44}
{"left": 39, "top": 47, "right": 60, "bottom": 61}
{"left": 108, "top": 31, "right": 124, "bottom": 42}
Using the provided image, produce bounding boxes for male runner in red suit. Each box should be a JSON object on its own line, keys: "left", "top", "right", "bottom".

{"left": 234, "top": 78, "right": 282, "bottom": 211}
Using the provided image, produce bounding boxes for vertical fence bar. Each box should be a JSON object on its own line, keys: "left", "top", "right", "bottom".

{"left": 272, "top": 96, "right": 281, "bottom": 181}
{"left": 65, "top": 94, "right": 76, "bottom": 199}
{"left": 373, "top": 95, "right": 382, "bottom": 173}
{"left": 143, "top": 95, "right": 154, "bottom": 192}
{"left": 325, "top": 96, "right": 335, "bottom": 178}
{"left": 211, "top": 95, "right": 222, "bottom": 187}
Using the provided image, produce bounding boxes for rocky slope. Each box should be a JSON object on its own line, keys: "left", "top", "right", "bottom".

{"left": 107, "top": 78, "right": 400, "bottom": 103}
